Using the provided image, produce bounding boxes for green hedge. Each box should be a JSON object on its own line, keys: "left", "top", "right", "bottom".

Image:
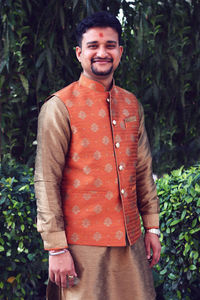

{"left": 0, "top": 159, "right": 200, "bottom": 299}
{"left": 0, "top": 157, "right": 47, "bottom": 300}
{"left": 155, "top": 165, "right": 200, "bottom": 300}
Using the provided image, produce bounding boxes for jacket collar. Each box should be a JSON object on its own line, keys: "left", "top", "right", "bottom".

{"left": 78, "top": 73, "right": 115, "bottom": 93}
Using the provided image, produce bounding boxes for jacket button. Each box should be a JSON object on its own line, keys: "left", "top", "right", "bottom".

{"left": 121, "top": 189, "right": 125, "bottom": 194}
{"left": 119, "top": 165, "right": 123, "bottom": 171}
{"left": 112, "top": 120, "right": 117, "bottom": 125}
{"left": 115, "top": 142, "right": 120, "bottom": 148}
{"left": 106, "top": 98, "right": 110, "bottom": 103}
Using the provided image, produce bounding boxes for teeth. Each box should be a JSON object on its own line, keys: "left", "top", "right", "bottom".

{"left": 93, "top": 60, "right": 112, "bottom": 62}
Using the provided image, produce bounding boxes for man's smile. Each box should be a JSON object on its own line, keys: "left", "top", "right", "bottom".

{"left": 91, "top": 58, "right": 113, "bottom": 64}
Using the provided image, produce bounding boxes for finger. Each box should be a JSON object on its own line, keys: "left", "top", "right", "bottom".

{"left": 61, "top": 274, "right": 67, "bottom": 288}
{"left": 55, "top": 272, "right": 61, "bottom": 287}
{"left": 145, "top": 239, "right": 151, "bottom": 260}
{"left": 150, "top": 249, "right": 161, "bottom": 268}
{"left": 49, "top": 270, "right": 55, "bottom": 283}
{"left": 150, "top": 256, "right": 156, "bottom": 268}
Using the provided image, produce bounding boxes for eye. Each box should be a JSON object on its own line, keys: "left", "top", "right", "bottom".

{"left": 88, "top": 45, "right": 97, "bottom": 49}
{"left": 107, "top": 44, "right": 116, "bottom": 49}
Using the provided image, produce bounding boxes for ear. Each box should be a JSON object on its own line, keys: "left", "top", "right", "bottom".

{"left": 76, "top": 46, "right": 82, "bottom": 62}
{"left": 119, "top": 46, "right": 123, "bottom": 58}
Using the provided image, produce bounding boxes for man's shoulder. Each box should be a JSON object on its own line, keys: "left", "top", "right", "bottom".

{"left": 114, "top": 85, "right": 139, "bottom": 101}
{"left": 53, "top": 80, "right": 79, "bottom": 99}
{"left": 115, "top": 85, "right": 143, "bottom": 114}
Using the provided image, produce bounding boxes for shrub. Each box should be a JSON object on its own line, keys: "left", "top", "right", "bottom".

{"left": 155, "top": 164, "right": 200, "bottom": 300}
{"left": 0, "top": 157, "right": 48, "bottom": 300}
{"left": 1, "top": 158, "right": 200, "bottom": 299}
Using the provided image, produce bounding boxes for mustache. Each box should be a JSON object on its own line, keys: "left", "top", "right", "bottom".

{"left": 91, "top": 57, "right": 113, "bottom": 63}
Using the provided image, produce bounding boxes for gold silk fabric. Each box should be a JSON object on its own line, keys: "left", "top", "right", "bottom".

{"left": 46, "top": 236, "right": 156, "bottom": 300}
{"left": 34, "top": 74, "right": 159, "bottom": 250}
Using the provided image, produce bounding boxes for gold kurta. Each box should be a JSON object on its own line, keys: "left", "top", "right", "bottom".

{"left": 46, "top": 236, "right": 156, "bottom": 300}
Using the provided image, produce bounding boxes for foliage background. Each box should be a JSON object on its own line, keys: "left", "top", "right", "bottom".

{"left": 0, "top": 159, "right": 48, "bottom": 300}
{"left": 1, "top": 0, "right": 200, "bottom": 299}
{"left": 1, "top": 0, "right": 200, "bottom": 174}
{"left": 1, "top": 161, "right": 200, "bottom": 299}
{"left": 155, "top": 164, "right": 200, "bottom": 300}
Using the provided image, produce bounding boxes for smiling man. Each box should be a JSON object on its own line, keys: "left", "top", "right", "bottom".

{"left": 76, "top": 26, "right": 123, "bottom": 82}
{"left": 34, "top": 11, "right": 161, "bottom": 300}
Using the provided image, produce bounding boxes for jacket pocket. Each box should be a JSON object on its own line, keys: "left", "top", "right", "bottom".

{"left": 124, "top": 115, "right": 137, "bottom": 128}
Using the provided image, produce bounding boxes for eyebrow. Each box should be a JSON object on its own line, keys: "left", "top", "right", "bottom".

{"left": 86, "top": 41, "right": 117, "bottom": 45}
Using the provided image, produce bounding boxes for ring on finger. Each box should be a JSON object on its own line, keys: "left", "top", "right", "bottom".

{"left": 67, "top": 275, "right": 74, "bottom": 280}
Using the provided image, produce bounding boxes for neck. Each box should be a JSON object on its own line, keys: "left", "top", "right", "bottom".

{"left": 83, "top": 72, "right": 113, "bottom": 91}
{"left": 97, "top": 77, "right": 113, "bottom": 91}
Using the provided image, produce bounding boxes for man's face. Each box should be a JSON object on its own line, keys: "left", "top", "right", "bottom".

{"left": 76, "top": 27, "right": 123, "bottom": 82}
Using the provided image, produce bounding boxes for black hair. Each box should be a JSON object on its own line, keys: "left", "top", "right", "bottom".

{"left": 76, "top": 11, "right": 122, "bottom": 47}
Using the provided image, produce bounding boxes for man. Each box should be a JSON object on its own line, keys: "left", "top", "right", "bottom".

{"left": 34, "top": 11, "right": 161, "bottom": 300}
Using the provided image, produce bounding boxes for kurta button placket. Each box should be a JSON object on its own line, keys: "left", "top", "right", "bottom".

{"left": 115, "top": 142, "right": 120, "bottom": 148}
{"left": 119, "top": 165, "right": 123, "bottom": 171}
{"left": 112, "top": 120, "right": 117, "bottom": 126}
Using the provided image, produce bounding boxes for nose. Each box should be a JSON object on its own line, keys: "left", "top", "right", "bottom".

{"left": 97, "top": 46, "right": 107, "bottom": 57}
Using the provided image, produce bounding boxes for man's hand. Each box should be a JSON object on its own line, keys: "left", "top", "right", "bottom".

{"left": 49, "top": 250, "right": 77, "bottom": 288}
{"left": 144, "top": 232, "right": 161, "bottom": 268}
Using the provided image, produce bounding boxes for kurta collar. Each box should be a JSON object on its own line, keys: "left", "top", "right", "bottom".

{"left": 78, "top": 73, "right": 115, "bottom": 93}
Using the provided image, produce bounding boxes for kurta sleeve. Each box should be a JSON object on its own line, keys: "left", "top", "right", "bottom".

{"left": 136, "top": 102, "right": 160, "bottom": 229}
{"left": 34, "top": 96, "right": 71, "bottom": 250}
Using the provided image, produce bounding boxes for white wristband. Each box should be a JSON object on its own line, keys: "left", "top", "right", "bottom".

{"left": 49, "top": 249, "right": 68, "bottom": 256}
{"left": 146, "top": 228, "right": 161, "bottom": 237}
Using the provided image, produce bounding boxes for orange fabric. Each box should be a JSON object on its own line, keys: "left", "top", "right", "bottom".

{"left": 54, "top": 74, "right": 141, "bottom": 246}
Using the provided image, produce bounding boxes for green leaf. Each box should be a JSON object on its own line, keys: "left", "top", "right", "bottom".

{"left": 0, "top": 282, "right": 4, "bottom": 289}
{"left": 177, "top": 290, "right": 181, "bottom": 299}
{"left": 170, "top": 219, "right": 181, "bottom": 226}
{"left": 168, "top": 273, "right": 177, "bottom": 280}
{"left": 18, "top": 185, "right": 27, "bottom": 191}
{"left": 184, "top": 243, "right": 190, "bottom": 254}
{"left": 73, "top": 0, "right": 79, "bottom": 10}
{"left": 189, "top": 187, "right": 196, "bottom": 197}
{"left": 36, "top": 51, "right": 45, "bottom": 69}
{"left": 189, "top": 264, "right": 197, "bottom": 270}
{"left": 160, "top": 269, "right": 167, "bottom": 275}
{"left": 19, "top": 74, "right": 29, "bottom": 95}
{"left": 171, "top": 167, "right": 183, "bottom": 177}
{"left": 195, "top": 183, "right": 200, "bottom": 193}
{"left": 36, "top": 66, "right": 44, "bottom": 91}
{"left": 192, "top": 219, "right": 197, "bottom": 228}
{"left": 0, "top": 75, "right": 5, "bottom": 88}
{"left": 190, "top": 227, "right": 200, "bottom": 234}
{"left": 60, "top": 7, "right": 65, "bottom": 29}
{"left": 181, "top": 210, "right": 187, "bottom": 220}
{"left": 169, "top": 56, "right": 178, "bottom": 74}
{"left": 185, "top": 196, "right": 193, "bottom": 204}
{"left": 0, "top": 245, "right": 5, "bottom": 252}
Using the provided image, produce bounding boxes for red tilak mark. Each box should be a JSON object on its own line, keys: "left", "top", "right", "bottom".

{"left": 99, "top": 33, "right": 104, "bottom": 37}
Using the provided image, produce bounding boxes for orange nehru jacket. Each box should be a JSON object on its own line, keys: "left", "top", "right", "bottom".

{"left": 51, "top": 74, "right": 158, "bottom": 247}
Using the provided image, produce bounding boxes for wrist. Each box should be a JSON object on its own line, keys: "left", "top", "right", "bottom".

{"left": 145, "top": 228, "right": 161, "bottom": 237}
{"left": 49, "top": 249, "right": 69, "bottom": 256}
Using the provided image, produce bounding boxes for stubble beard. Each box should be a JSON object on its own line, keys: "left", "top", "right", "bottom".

{"left": 91, "top": 63, "right": 113, "bottom": 77}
